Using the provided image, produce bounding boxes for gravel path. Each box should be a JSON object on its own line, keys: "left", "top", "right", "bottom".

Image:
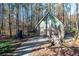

{"left": 13, "top": 37, "right": 49, "bottom": 56}
{"left": 13, "top": 33, "right": 73, "bottom": 56}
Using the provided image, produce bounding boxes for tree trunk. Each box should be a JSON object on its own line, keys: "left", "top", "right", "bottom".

{"left": 16, "top": 4, "right": 19, "bottom": 33}
{"left": 62, "top": 3, "right": 64, "bottom": 24}
{"left": 22, "top": 5, "right": 25, "bottom": 34}
{"left": 0, "top": 4, "right": 2, "bottom": 34}
{"left": 76, "top": 3, "right": 79, "bottom": 31}
{"left": 70, "top": 4, "right": 71, "bottom": 30}
{"left": 9, "top": 4, "right": 12, "bottom": 37}
{"left": 1, "top": 3, "right": 4, "bottom": 35}
{"left": 30, "top": 4, "right": 32, "bottom": 29}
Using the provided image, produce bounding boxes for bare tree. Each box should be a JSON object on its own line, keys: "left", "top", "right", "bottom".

{"left": 16, "top": 4, "right": 19, "bottom": 33}
{"left": 0, "top": 3, "right": 3, "bottom": 34}
{"left": 8, "top": 3, "right": 12, "bottom": 37}
{"left": 1, "top": 3, "right": 4, "bottom": 35}
{"left": 76, "top": 3, "right": 79, "bottom": 31}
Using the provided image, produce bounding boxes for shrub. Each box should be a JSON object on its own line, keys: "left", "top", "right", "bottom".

{"left": 0, "top": 41, "right": 12, "bottom": 55}
{"left": 69, "top": 28, "right": 77, "bottom": 37}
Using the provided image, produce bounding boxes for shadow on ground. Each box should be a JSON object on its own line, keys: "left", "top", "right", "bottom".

{"left": 13, "top": 37, "right": 49, "bottom": 56}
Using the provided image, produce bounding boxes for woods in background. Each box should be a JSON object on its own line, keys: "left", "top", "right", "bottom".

{"left": 0, "top": 3, "right": 79, "bottom": 37}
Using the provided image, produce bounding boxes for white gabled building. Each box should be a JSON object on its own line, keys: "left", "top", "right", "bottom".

{"left": 35, "top": 12, "right": 64, "bottom": 39}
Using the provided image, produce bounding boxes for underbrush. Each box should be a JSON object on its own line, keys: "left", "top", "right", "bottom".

{"left": 0, "top": 40, "right": 13, "bottom": 55}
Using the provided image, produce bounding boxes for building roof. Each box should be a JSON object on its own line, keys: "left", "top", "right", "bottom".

{"left": 35, "top": 12, "right": 64, "bottom": 29}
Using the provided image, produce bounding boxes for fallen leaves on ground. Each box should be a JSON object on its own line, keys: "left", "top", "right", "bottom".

{"left": 30, "top": 39, "right": 79, "bottom": 56}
